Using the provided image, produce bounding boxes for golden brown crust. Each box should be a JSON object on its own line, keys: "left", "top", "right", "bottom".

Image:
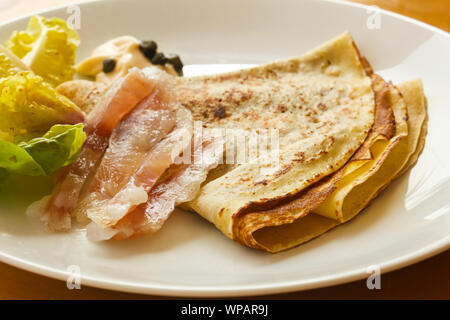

{"left": 233, "top": 173, "right": 342, "bottom": 250}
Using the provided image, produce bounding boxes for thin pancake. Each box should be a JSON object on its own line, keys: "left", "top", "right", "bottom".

{"left": 57, "top": 80, "right": 107, "bottom": 114}
{"left": 183, "top": 32, "right": 376, "bottom": 239}
{"left": 244, "top": 79, "right": 426, "bottom": 252}
{"left": 234, "top": 73, "right": 397, "bottom": 251}
{"left": 395, "top": 79, "right": 427, "bottom": 177}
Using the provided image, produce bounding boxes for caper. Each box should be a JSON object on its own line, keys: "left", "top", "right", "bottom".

{"left": 102, "top": 58, "right": 116, "bottom": 73}
{"left": 151, "top": 52, "right": 167, "bottom": 65}
{"left": 139, "top": 40, "right": 157, "bottom": 60}
{"left": 166, "top": 53, "right": 183, "bottom": 75}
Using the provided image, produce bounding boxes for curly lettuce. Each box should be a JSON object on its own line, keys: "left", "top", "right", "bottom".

{"left": 0, "top": 44, "right": 29, "bottom": 78}
{"left": 5, "top": 15, "right": 80, "bottom": 87}
{"left": 0, "top": 124, "right": 86, "bottom": 178}
{"left": 0, "top": 16, "right": 86, "bottom": 182}
{"left": 0, "top": 72, "right": 85, "bottom": 143}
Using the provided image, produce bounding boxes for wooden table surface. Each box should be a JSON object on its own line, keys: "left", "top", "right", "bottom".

{"left": 0, "top": 0, "right": 448, "bottom": 300}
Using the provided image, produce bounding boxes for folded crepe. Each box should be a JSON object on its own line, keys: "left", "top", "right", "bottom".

{"left": 175, "top": 33, "right": 427, "bottom": 253}
{"left": 236, "top": 78, "right": 426, "bottom": 253}
{"left": 58, "top": 33, "right": 427, "bottom": 252}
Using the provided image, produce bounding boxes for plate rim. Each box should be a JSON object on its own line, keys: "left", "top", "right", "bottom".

{"left": 0, "top": 234, "right": 448, "bottom": 297}
{"left": 0, "top": 0, "right": 449, "bottom": 297}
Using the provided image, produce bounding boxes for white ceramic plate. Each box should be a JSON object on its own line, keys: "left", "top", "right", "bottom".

{"left": 0, "top": 0, "right": 449, "bottom": 297}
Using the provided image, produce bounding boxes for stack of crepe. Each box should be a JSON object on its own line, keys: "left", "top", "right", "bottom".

{"left": 56, "top": 32, "right": 427, "bottom": 253}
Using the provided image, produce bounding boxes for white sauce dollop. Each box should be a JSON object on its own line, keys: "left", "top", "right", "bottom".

{"left": 76, "top": 36, "right": 177, "bottom": 85}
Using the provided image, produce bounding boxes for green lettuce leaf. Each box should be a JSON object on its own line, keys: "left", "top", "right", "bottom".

{"left": 5, "top": 15, "right": 80, "bottom": 86}
{"left": 0, "top": 168, "right": 8, "bottom": 181}
{"left": 0, "top": 124, "right": 86, "bottom": 176}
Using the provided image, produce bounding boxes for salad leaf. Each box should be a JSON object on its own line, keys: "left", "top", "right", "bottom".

{"left": 21, "top": 124, "right": 86, "bottom": 172}
{"left": 0, "top": 139, "right": 45, "bottom": 177}
{"left": 0, "top": 44, "right": 29, "bottom": 78}
{"left": 5, "top": 15, "right": 80, "bottom": 86}
{"left": 0, "top": 17, "right": 86, "bottom": 180}
{"left": 0, "top": 124, "right": 86, "bottom": 177}
{"left": 0, "top": 168, "right": 8, "bottom": 181}
{"left": 0, "top": 72, "right": 85, "bottom": 143}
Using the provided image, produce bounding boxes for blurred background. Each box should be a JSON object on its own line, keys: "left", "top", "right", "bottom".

{"left": 0, "top": 0, "right": 449, "bottom": 31}
{"left": 352, "top": 0, "right": 450, "bottom": 31}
